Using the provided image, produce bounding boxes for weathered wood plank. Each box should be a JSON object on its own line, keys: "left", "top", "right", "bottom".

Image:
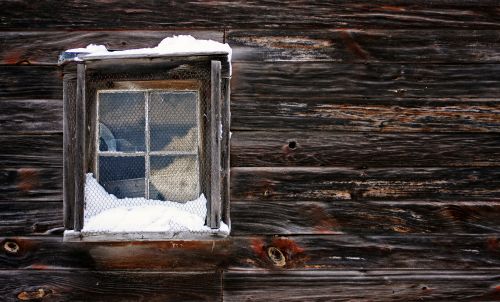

{"left": 0, "top": 66, "right": 61, "bottom": 100}
{"left": 0, "top": 270, "right": 221, "bottom": 302}
{"left": 232, "top": 63, "right": 500, "bottom": 98}
{"left": 231, "top": 97, "right": 500, "bottom": 132}
{"left": 224, "top": 270, "right": 500, "bottom": 302}
{"left": 0, "top": 202, "right": 62, "bottom": 235}
{"left": 0, "top": 235, "right": 498, "bottom": 270}
{"left": 0, "top": 168, "right": 62, "bottom": 203}
{"left": 0, "top": 135, "right": 62, "bottom": 168}
{"left": 229, "top": 29, "right": 500, "bottom": 62}
{"left": 0, "top": 100, "right": 62, "bottom": 134}
{"left": 231, "top": 167, "right": 500, "bottom": 201}
{"left": 231, "top": 201, "right": 500, "bottom": 235}
{"left": 1, "top": 1, "right": 500, "bottom": 29}
{"left": 2, "top": 30, "right": 500, "bottom": 64}
{"left": 2, "top": 200, "right": 499, "bottom": 236}
{"left": 4, "top": 63, "right": 500, "bottom": 101}
{"left": 231, "top": 132, "right": 500, "bottom": 167}
{"left": 0, "top": 31, "right": 222, "bottom": 65}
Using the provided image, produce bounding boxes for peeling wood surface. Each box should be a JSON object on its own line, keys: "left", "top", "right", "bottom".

{"left": 231, "top": 132, "right": 500, "bottom": 167}
{"left": 1, "top": 1, "right": 500, "bottom": 299}
{"left": 228, "top": 29, "right": 500, "bottom": 63}
{"left": 2, "top": 1, "right": 500, "bottom": 29}
{"left": 0, "top": 235, "right": 498, "bottom": 271}
{"left": 2, "top": 30, "right": 500, "bottom": 65}
{"left": 224, "top": 270, "right": 500, "bottom": 302}
{"left": 0, "top": 270, "right": 221, "bottom": 302}
{"left": 231, "top": 167, "right": 500, "bottom": 202}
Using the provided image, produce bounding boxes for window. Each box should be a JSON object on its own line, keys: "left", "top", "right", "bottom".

{"left": 60, "top": 37, "right": 231, "bottom": 241}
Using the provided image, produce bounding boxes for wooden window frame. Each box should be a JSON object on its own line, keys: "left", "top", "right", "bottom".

{"left": 61, "top": 55, "right": 230, "bottom": 241}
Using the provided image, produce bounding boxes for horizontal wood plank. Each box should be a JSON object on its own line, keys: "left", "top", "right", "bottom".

{"left": 0, "top": 100, "right": 62, "bottom": 134}
{"left": 231, "top": 97, "right": 500, "bottom": 132}
{"left": 231, "top": 201, "right": 500, "bottom": 235}
{"left": 229, "top": 29, "right": 500, "bottom": 62}
{"left": 0, "top": 31, "right": 222, "bottom": 65}
{"left": 224, "top": 270, "right": 500, "bottom": 302}
{"left": 232, "top": 63, "right": 500, "bottom": 98}
{"left": 0, "top": 66, "right": 61, "bottom": 100}
{"left": 231, "top": 167, "right": 500, "bottom": 201}
{"left": 0, "top": 202, "right": 62, "bottom": 235}
{"left": 0, "top": 270, "right": 221, "bottom": 302}
{"left": 3, "top": 199, "right": 500, "bottom": 236}
{"left": 2, "top": 1, "right": 500, "bottom": 29}
{"left": 0, "top": 135, "right": 62, "bottom": 167}
{"left": 2, "top": 30, "right": 500, "bottom": 64}
{"left": 0, "top": 168, "right": 62, "bottom": 203}
{"left": 0, "top": 235, "right": 499, "bottom": 271}
{"left": 231, "top": 132, "right": 500, "bottom": 167}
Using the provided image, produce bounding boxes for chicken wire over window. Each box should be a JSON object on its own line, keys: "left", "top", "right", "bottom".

{"left": 61, "top": 48, "right": 230, "bottom": 241}
{"left": 83, "top": 86, "right": 213, "bottom": 234}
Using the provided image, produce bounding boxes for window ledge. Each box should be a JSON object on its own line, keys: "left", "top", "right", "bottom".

{"left": 63, "top": 230, "right": 229, "bottom": 242}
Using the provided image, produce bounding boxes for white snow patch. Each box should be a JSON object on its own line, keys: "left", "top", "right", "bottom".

{"left": 65, "top": 35, "right": 232, "bottom": 72}
{"left": 82, "top": 173, "right": 229, "bottom": 234}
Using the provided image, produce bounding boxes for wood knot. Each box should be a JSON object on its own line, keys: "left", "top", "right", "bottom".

{"left": 3, "top": 240, "right": 20, "bottom": 254}
{"left": 267, "top": 247, "right": 286, "bottom": 267}
{"left": 287, "top": 140, "right": 297, "bottom": 150}
{"left": 17, "top": 288, "right": 51, "bottom": 300}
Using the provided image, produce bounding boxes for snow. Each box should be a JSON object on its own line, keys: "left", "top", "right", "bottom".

{"left": 65, "top": 35, "right": 232, "bottom": 66}
{"left": 81, "top": 173, "right": 229, "bottom": 235}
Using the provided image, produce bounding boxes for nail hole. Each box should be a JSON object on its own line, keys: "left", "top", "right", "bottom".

{"left": 4, "top": 241, "right": 20, "bottom": 254}
{"left": 288, "top": 141, "right": 297, "bottom": 150}
{"left": 267, "top": 247, "right": 286, "bottom": 267}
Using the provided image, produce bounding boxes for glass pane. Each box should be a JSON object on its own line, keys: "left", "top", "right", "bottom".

{"left": 98, "top": 156, "right": 145, "bottom": 199}
{"left": 98, "top": 91, "right": 145, "bottom": 152}
{"left": 149, "top": 91, "right": 198, "bottom": 152}
{"left": 149, "top": 155, "right": 199, "bottom": 202}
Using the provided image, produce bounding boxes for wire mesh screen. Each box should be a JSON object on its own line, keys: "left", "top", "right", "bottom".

{"left": 81, "top": 63, "right": 217, "bottom": 235}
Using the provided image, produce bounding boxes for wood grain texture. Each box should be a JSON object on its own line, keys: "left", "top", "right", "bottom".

{"left": 0, "top": 31, "right": 222, "bottom": 65}
{"left": 231, "top": 97, "right": 500, "bottom": 132}
{"left": 1, "top": 1, "right": 500, "bottom": 29}
{"left": 232, "top": 63, "right": 500, "bottom": 98}
{"left": 0, "top": 270, "right": 221, "bottom": 302}
{"left": 0, "top": 235, "right": 498, "bottom": 270}
{"left": 229, "top": 29, "right": 500, "bottom": 62}
{"left": 224, "top": 270, "right": 500, "bottom": 302}
{"left": 231, "top": 132, "right": 500, "bottom": 167}
{"left": 0, "top": 66, "right": 61, "bottom": 100}
{"left": 0, "top": 168, "right": 62, "bottom": 203}
{"left": 0, "top": 100, "right": 62, "bottom": 134}
{"left": 2, "top": 30, "right": 500, "bottom": 64}
{"left": 3, "top": 200, "right": 499, "bottom": 236}
{"left": 0, "top": 202, "right": 62, "bottom": 235}
{"left": 0, "top": 135, "right": 62, "bottom": 168}
{"left": 231, "top": 167, "right": 500, "bottom": 202}
{"left": 231, "top": 201, "right": 500, "bottom": 235}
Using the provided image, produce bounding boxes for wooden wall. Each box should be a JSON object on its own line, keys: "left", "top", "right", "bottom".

{"left": 1, "top": 1, "right": 500, "bottom": 301}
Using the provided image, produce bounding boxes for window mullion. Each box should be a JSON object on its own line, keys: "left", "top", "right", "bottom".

{"left": 145, "top": 91, "right": 150, "bottom": 200}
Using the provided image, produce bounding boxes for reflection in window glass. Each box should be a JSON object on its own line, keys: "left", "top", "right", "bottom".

{"left": 149, "top": 155, "right": 199, "bottom": 202}
{"left": 98, "top": 92, "right": 145, "bottom": 152}
{"left": 149, "top": 92, "right": 198, "bottom": 152}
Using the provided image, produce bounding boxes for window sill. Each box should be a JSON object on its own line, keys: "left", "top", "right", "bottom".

{"left": 63, "top": 230, "right": 229, "bottom": 242}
